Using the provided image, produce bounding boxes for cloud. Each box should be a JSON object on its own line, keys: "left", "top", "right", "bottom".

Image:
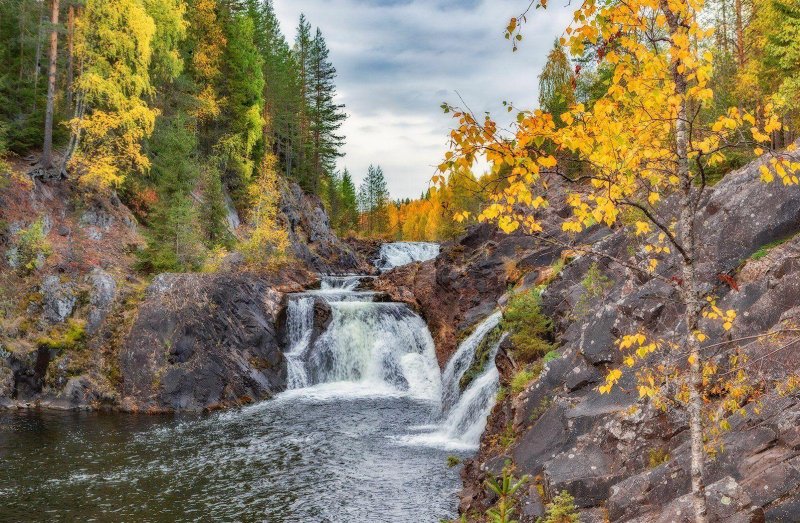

{"left": 274, "top": 0, "right": 573, "bottom": 199}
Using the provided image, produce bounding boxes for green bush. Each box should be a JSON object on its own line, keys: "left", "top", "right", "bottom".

{"left": 15, "top": 218, "right": 52, "bottom": 274}
{"left": 447, "top": 455, "right": 461, "bottom": 468}
{"left": 537, "top": 490, "right": 580, "bottom": 523}
{"left": 502, "top": 289, "right": 554, "bottom": 364}
{"left": 37, "top": 319, "right": 87, "bottom": 352}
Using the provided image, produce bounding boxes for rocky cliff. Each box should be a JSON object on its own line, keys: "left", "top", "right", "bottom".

{"left": 378, "top": 149, "right": 800, "bottom": 521}
{"left": 0, "top": 170, "right": 364, "bottom": 411}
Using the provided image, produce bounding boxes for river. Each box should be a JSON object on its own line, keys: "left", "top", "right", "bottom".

{"left": 0, "top": 243, "right": 503, "bottom": 522}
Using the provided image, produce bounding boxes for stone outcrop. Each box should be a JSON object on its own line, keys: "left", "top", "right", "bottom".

{"left": 450, "top": 149, "right": 800, "bottom": 520}
{"left": 280, "top": 180, "right": 373, "bottom": 275}
{"left": 119, "top": 269, "right": 314, "bottom": 412}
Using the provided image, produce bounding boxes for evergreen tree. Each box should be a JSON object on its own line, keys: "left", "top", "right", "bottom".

{"left": 338, "top": 168, "right": 358, "bottom": 235}
{"left": 307, "top": 28, "right": 346, "bottom": 193}
{"left": 293, "top": 14, "right": 313, "bottom": 189}
{"left": 358, "top": 164, "right": 389, "bottom": 235}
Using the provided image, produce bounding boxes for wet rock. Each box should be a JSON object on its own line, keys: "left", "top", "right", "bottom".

{"left": 41, "top": 275, "right": 76, "bottom": 323}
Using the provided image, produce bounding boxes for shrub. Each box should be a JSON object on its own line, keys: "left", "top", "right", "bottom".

{"left": 15, "top": 219, "right": 52, "bottom": 274}
{"left": 573, "top": 262, "right": 613, "bottom": 318}
{"left": 502, "top": 289, "right": 553, "bottom": 364}
{"left": 447, "top": 455, "right": 461, "bottom": 468}
{"left": 537, "top": 490, "right": 580, "bottom": 523}
{"left": 460, "top": 325, "right": 504, "bottom": 390}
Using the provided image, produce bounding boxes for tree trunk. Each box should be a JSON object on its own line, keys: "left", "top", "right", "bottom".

{"left": 735, "top": 0, "right": 745, "bottom": 67}
{"left": 32, "top": 0, "right": 45, "bottom": 112}
{"left": 66, "top": 3, "right": 74, "bottom": 111}
{"left": 662, "top": 0, "right": 709, "bottom": 519}
{"left": 41, "top": 0, "right": 60, "bottom": 171}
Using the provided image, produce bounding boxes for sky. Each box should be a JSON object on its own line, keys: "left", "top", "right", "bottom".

{"left": 274, "top": 0, "right": 574, "bottom": 200}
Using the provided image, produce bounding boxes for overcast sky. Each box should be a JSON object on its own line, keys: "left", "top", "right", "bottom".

{"left": 274, "top": 0, "right": 574, "bottom": 199}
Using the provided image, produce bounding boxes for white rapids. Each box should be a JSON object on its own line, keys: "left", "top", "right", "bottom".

{"left": 283, "top": 270, "right": 505, "bottom": 452}
{"left": 374, "top": 242, "right": 440, "bottom": 271}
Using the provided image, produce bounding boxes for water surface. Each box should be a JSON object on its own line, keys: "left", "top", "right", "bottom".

{"left": 0, "top": 391, "right": 465, "bottom": 522}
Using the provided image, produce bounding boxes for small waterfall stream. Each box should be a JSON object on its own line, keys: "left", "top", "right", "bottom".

{"left": 283, "top": 268, "right": 505, "bottom": 451}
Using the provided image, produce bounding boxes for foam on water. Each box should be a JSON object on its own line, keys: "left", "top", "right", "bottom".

{"left": 374, "top": 242, "right": 440, "bottom": 271}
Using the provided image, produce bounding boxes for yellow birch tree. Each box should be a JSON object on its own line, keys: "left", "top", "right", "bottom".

{"left": 439, "top": 1, "right": 799, "bottom": 521}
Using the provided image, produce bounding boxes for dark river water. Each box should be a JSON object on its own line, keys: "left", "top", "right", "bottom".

{"left": 0, "top": 388, "right": 466, "bottom": 522}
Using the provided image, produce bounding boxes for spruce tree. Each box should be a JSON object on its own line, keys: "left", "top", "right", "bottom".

{"left": 307, "top": 28, "right": 345, "bottom": 193}
{"left": 339, "top": 168, "right": 358, "bottom": 235}
{"left": 358, "top": 164, "right": 390, "bottom": 235}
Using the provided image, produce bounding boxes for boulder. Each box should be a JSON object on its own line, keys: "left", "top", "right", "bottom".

{"left": 41, "top": 275, "right": 76, "bottom": 323}
{"left": 85, "top": 268, "right": 116, "bottom": 333}
{"left": 120, "top": 269, "right": 313, "bottom": 412}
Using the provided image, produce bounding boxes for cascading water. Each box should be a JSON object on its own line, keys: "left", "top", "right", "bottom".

{"left": 397, "top": 312, "right": 506, "bottom": 451}
{"left": 440, "top": 311, "right": 502, "bottom": 411}
{"left": 283, "top": 275, "right": 441, "bottom": 402}
{"left": 375, "top": 242, "right": 440, "bottom": 271}
{"left": 284, "top": 297, "right": 314, "bottom": 389}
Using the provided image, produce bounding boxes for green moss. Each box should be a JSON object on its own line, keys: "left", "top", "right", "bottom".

{"left": 446, "top": 455, "right": 461, "bottom": 468}
{"left": 36, "top": 319, "right": 87, "bottom": 352}
{"left": 648, "top": 448, "right": 670, "bottom": 468}
{"left": 460, "top": 325, "right": 504, "bottom": 390}
{"left": 510, "top": 363, "right": 544, "bottom": 395}
{"left": 502, "top": 289, "right": 554, "bottom": 364}
{"left": 750, "top": 233, "right": 798, "bottom": 260}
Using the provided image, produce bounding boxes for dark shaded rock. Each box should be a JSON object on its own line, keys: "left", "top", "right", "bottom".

{"left": 120, "top": 269, "right": 313, "bottom": 412}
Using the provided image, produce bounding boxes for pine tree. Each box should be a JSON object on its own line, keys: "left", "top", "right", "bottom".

{"left": 293, "top": 14, "right": 313, "bottom": 190}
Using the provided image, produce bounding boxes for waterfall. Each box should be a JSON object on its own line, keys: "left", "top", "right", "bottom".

{"left": 284, "top": 272, "right": 505, "bottom": 450}
{"left": 283, "top": 276, "right": 441, "bottom": 402}
{"left": 285, "top": 297, "right": 314, "bottom": 389}
{"left": 375, "top": 242, "right": 440, "bottom": 271}
{"left": 396, "top": 313, "right": 506, "bottom": 451}
{"left": 440, "top": 311, "right": 502, "bottom": 411}
{"left": 320, "top": 275, "right": 362, "bottom": 291}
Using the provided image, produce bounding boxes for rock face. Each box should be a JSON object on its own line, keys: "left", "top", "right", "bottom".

{"left": 120, "top": 270, "right": 313, "bottom": 412}
{"left": 449, "top": 148, "right": 800, "bottom": 520}
{"left": 280, "top": 180, "right": 373, "bottom": 275}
